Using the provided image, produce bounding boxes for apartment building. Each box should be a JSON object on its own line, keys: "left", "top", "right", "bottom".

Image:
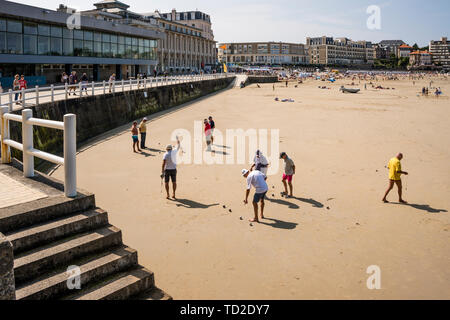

{"left": 160, "top": 10, "right": 214, "bottom": 41}
{"left": 429, "top": 37, "right": 450, "bottom": 69}
{"left": 379, "top": 40, "right": 406, "bottom": 58}
{"left": 306, "top": 36, "right": 374, "bottom": 66}
{"left": 398, "top": 44, "right": 413, "bottom": 58}
{"left": 218, "top": 42, "right": 307, "bottom": 65}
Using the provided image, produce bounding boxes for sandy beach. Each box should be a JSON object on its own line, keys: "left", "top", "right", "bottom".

{"left": 53, "top": 76, "right": 450, "bottom": 300}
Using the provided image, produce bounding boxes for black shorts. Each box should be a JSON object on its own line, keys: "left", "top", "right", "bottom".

{"left": 165, "top": 169, "right": 177, "bottom": 183}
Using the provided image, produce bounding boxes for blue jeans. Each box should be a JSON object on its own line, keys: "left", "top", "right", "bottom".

{"left": 14, "top": 92, "right": 19, "bottom": 102}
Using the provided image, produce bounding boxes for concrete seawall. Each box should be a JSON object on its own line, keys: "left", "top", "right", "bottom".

{"left": 246, "top": 76, "right": 278, "bottom": 84}
{"left": 6, "top": 77, "right": 234, "bottom": 170}
{"left": 0, "top": 233, "right": 15, "bottom": 300}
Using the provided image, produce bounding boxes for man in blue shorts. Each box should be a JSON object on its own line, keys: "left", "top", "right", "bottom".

{"left": 242, "top": 169, "right": 268, "bottom": 223}
{"left": 162, "top": 139, "right": 181, "bottom": 199}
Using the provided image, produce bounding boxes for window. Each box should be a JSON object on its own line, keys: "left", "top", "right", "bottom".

{"left": 118, "top": 36, "right": 125, "bottom": 45}
{"left": 111, "top": 43, "right": 118, "bottom": 57}
{"left": 74, "top": 30, "right": 83, "bottom": 40}
{"left": 38, "top": 24, "right": 50, "bottom": 36}
{"left": 93, "top": 41, "right": 102, "bottom": 57}
{"left": 51, "top": 37, "right": 62, "bottom": 55}
{"left": 0, "top": 19, "right": 6, "bottom": 32}
{"left": 63, "top": 28, "right": 73, "bottom": 39}
{"left": 125, "top": 37, "right": 132, "bottom": 46}
{"left": 73, "top": 39, "right": 83, "bottom": 56}
{"left": 83, "top": 40, "right": 93, "bottom": 56}
{"left": 0, "top": 32, "right": 6, "bottom": 53}
{"left": 132, "top": 38, "right": 138, "bottom": 46}
{"left": 102, "top": 33, "right": 110, "bottom": 43}
{"left": 94, "top": 32, "right": 102, "bottom": 42}
{"left": 139, "top": 38, "right": 144, "bottom": 47}
{"left": 51, "top": 26, "right": 62, "bottom": 38}
{"left": 110, "top": 35, "right": 117, "bottom": 44}
{"left": 7, "top": 20, "right": 22, "bottom": 33}
{"left": 118, "top": 44, "right": 125, "bottom": 58}
{"left": 38, "top": 36, "right": 50, "bottom": 55}
{"left": 84, "top": 31, "right": 93, "bottom": 41}
{"left": 63, "top": 38, "right": 73, "bottom": 56}
{"left": 102, "top": 42, "right": 111, "bottom": 57}
{"left": 24, "top": 22, "right": 38, "bottom": 35}
{"left": 7, "top": 33, "right": 22, "bottom": 54}
{"left": 24, "top": 34, "right": 37, "bottom": 54}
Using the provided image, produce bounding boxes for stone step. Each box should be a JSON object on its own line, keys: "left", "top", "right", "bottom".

{"left": 61, "top": 266, "right": 155, "bottom": 300}
{"left": 133, "top": 286, "right": 173, "bottom": 300}
{"left": 0, "top": 194, "right": 96, "bottom": 234}
{"left": 16, "top": 246, "right": 138, "bottom": 300}
{"left": 6, "top": 209, "right": 109, "bottom": 254}
{"left": 14, "top": 225, "right": 122, "bottom": 284}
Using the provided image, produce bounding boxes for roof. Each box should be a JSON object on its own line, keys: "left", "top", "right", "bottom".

{"left": 399, "top": 44, "right": 412, "bottom": 49}
{"left": 410, "top": 50, "right": 431, "bottom": 55}
{"left": 379, "top": 40, "right": 405, "bottom": 46}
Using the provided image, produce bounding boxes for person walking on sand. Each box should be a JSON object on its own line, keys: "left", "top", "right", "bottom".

{"left": 204, "top": 119, "right": 212, "bottom": 151}
{"left": 208, "top": 116, "right": 215, "bottom": 145}
{"left": 280, "top": 152, "right": 296, "bottom": 198}
{"left": 131, "top": 121, "right": 141, "bottom": 153}
{"left": 139, "top": 117, "right": 148, "bottom": 149}
{"left": 382, "top": 153, "right": 409, "bottom": 204}
{"left": 251, "top": 150, "right": 269, "bottom": 177}
{"left": 242, "top": 169, "right": 268, "bottom": 223}
{"left": 162, "top": 139, "right": 181, "bottom": 199}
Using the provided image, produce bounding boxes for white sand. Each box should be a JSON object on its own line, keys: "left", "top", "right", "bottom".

{"left": 53, "top": 77, "right": 450, "bottom": 299}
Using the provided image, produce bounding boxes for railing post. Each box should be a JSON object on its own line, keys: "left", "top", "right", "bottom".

{"left": 51, "top": 85, "right": 54, "bottom": 103}
{"left": 144, "top": 78, "right": 147, "bottom": 88}
{"left": 91, "top": 82, "right": 95, "bottom": 96}
{"left": 122, "top": 79, "right": 125, "bottom": 92}
{"left": 113, "top": 81, "right": 116, "bottom": 94}
{"left": 22, "top": 109, "right": 34, "bottom": 178}
{"left": 35, "top": 86, "right": 39, "bottom": 106}
{"left": 1, "top": 106, "right": 11, "bottom": 164}
{"left": 8, "top": 89, "right": 12, "bottom": 112}
{"left": 129, "top": 79, "right": 132, "bottom": 91}
{"left": 78, "top": 82, "right": 82, "bottom": 96}
{"left": 21, "top": 88, "right": 25, "bottom": 107}
{"left": 103, "top": 81, "right": 106, "bottom": 95}
{"left": 64, "top": 114, "right": 77, "bottom": 198}
{"left": 65, "top": 83, "right": 68, "bottom": 100}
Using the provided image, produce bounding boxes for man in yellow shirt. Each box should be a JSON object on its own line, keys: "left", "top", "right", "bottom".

{"left": 139, "top": 118, "right": 147, "bottom": 149}
{"left": 382, "top": 153, "right": 409, "bottom": 204}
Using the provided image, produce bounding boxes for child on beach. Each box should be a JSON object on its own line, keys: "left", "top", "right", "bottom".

{"left": 131, "top": 121, "right": 141, "bottom": 153}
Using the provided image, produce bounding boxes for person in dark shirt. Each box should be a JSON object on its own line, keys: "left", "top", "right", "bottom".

{"left": 208, "top": 116, "right": 216, "bottom": 145}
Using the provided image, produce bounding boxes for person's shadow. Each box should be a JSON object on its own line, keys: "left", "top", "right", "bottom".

{"left": 266, "top": 197, "right": 299, "bottom": 209}
{"left": 138, "top": 151, "right": 155, "bottom": 158}
{"left": 291, "top": 197, "right": 324, "bottom": 208}
{"left": 260, "top": 218, "right": 298, "bottom": 230}
{"left": 406, "top": 203, "right": 447, "bottom": 214}
{"left": 170, "top": 198, "right": 219, "bottom": 209}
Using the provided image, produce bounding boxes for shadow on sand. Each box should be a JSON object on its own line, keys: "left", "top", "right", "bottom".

{"left": 266, "top": 197, "right": 299, "bottom": 209}
{"left": 407, "top": 203, "right": 448, "bottom": 214}
{"left": 170, "top": 198, "right": 220, "bottom": 209}
{"left": 260, "top": 218, "right": 298, "bottom": 230}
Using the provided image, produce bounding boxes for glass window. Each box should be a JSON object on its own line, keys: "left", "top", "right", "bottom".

{"left": 73, "top": 39, "right": 83, "bottom": 56}
{"left": 38, "top": 36, "right": 50, "bottom": 55}
{"left": 144, "top": 39, "right": 150, "bottom": 47}
{"left": 51, "top": 26, "right": 62, "bottom": 38}
{"left": 118, "top": 44, "right": 125, "bottom": 58}
{"left": 0, "top": 32, "right": 6, "bottom": 53}
{"left": 84, "top": 31, "right": 93, "bottom": 41}
{"left": 51, "top": 37, "right": 62, "bottom": 55}
{"left": 102, "top": 42, "right": 111, "bottom": 57}
{"left": 111, "top": 43, "right": 118, "bottom": 57}
{"left": 132, "top": 38, "right": 138, "bottom": 46}
{"left": 24, "top": 34, "right": 37, "bottom": 54}
{"left": 94, "top": 32, "right": 102, "bottom": 42}
{"left": 24, "top": 22, "right": 38, "bottom": 35}
{"left": 0, "top": 19, "right": 6, "bottom": 32}
{"left": 38, "top": 24, "right": 50, "bottom": 36}
{"left": 83, "top": 40, "right": 93, "bottom": 56}
{"left": 63, "top": 38, "right": 73, "bottom": 56}
{"left": 7, "top": 20, "right": 22, "bottom": 33}
{"left": 102, "top": 33, "right": 110, "bottom": 43}
{"left": 93, "top": 42, "right": 101, "bottom": 57}
{"left": 125, "top": 37, "right": 132, "bottom": 45}
{"left": 110, "top": 35, "right": 117, "bottom": 44}
{"left": 74, "top": 30, "right": 83, "bottom": 40}
{"left": 139, "top": 38, "right": 144, "bottom": 47}
{"left": 118, "top": 36, "right": 125, "bottom": 45}
{"left": 63, "top": 28, "right": 73, "bottom": 39}
{"left": 7, "top": 33, "right": 22, "bottom": 54}
{"left": 125, "top": 45, "right": 132, "bottom": 58}
{"left": 139, "top": 46, "right": 145, "bottom": 59}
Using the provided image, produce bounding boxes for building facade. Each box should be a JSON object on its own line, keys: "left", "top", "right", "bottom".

{"left": 306, "top": 36, "right": 374, "bottom": 66}
{"left": 160, "top": 10, "right": 214, "bottom": 41}
{"left": 429, "top": 37, "right": 450, "bottom": 69}
{"left": 379, "top": 40, "right": 405, "bottom": 58}
{"left": 0, "top": 0, "right": 162, "bottom": 85}
{"left": 397, "top": 44, "right": 413, "bottom": 58}
{"left": 218, "top": 42, "right": 307, "bottom": 66}
{"left": 373, "top": 44, "right": 390, "bottom": 60}
{"left": 409, "top": 51, "right": 432, "bottom": 68}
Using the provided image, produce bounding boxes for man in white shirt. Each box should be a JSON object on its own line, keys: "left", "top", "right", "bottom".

{"left": 251, "top": 150, "right": 269, "bottom": 177}
{"left": 162, "top": 139, "right": 181, "bottom": 200}
{"left": 242, "top": 169, "right": 269, "bottom": 223}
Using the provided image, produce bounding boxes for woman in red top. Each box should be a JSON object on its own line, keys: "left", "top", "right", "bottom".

{"left": 18, "top": 75, "right": 27, "bottom": 104}
{"left": 204, "top": 119, "right": 212, "bottom": 151}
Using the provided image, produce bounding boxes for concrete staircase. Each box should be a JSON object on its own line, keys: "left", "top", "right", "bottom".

{"left": 0, "top": 165, "right": 171, "bottom": 300}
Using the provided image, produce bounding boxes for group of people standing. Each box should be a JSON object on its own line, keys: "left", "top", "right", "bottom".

{"left": 61, "top": 71, "right": 89, "bottom": 96}
{"left": 12, "top": 74, "right": 28, "bottom": 105}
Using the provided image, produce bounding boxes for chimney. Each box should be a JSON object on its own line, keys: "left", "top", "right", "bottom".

{"left": 171, "top": 9, "right": 176, "bottom": 21}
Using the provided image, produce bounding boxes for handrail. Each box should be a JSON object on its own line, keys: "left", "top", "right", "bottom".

{"left": 0, "top": 107, "right": 77, "bottom": 198}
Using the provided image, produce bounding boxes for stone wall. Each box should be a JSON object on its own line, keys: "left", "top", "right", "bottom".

{"left": 6, "top": 77, "right": 234, "bottom": 171}
{"left": 246, "top": 76, "right": 278, "bottom": 84}
{"left": 0, "top": 233, "right": 15, "bottom": 300}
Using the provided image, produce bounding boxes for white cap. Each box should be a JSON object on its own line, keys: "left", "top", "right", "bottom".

{"left": 166, "top": 145, "right": 173, "bottom": 151}
{"left": 242, "top": 169, "right": 249, "bottom": 176}
{"left": 143, "top": 117, "right": 148, "bottom": 121}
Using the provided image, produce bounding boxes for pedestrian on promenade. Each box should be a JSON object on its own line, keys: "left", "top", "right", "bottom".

{"left": 162, "top": 138, "right": 181, "bottom": 200}
{"left": 280, "top": 152, "right": 296, "bottom": 198}
{"left": 131, "top": 121, "right": 141, "bottom": 153}
{"left": 382, "top": 153, "right": 409, "bottom": 204}
{"left": 109, "top": 73, "right": 116, "bottom": 93}
{"left": 69, "top": 71, "right": 78, "bottom": 96}
{"left": 13, "top": 74, "right": 20, "bottom": 105}
{"left": 61, "top": 72, "right": 69, "bottom": 85}
{"left": 80, "top": 73, "right": 89, "bottom": 96}
{"left": 139, "top": 117, "right": 148, "bottom": 149}
{"left": 18, "top": 75, "right": 28, "bottom": 103}
{"left": 204, "top": 119, "right": 212, "bottom": 151}
{"left": 242, "top": 168, "right": 269, "bottom": 223}
{"left": 208, "top": 116, "right": 215, "bottom": 145}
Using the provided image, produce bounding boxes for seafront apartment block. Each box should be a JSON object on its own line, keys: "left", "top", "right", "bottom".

{"left": 218, "top": 42, "right": 307, "bottom": 65}
{"left": 429, "top": 37, "right": 450, "bottom": 69}
{"left": 306, "top": 36, "right": 374, "bottom": 66}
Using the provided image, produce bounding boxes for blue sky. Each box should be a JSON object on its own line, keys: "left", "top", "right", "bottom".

{"left": 20, "top": 0, "right": 450, "bottom": 46}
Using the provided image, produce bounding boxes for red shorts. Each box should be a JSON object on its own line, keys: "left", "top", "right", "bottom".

{"left": 282, "top": 174, "right": 293, "bottom": 182}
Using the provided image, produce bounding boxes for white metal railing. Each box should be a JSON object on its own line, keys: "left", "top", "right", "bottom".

{"left": 0, "top": 73, "right": 235, "bottom": 112}
{"left": 0, "top": 107, "right": 77, "bottom": 198}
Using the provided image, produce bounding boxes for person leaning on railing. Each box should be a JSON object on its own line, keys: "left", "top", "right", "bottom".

{"left": 18, "top": 75, "right": 27, "bottom": 104}
{"left": 13, "top": 74, "right": 20, "bottom": 105}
